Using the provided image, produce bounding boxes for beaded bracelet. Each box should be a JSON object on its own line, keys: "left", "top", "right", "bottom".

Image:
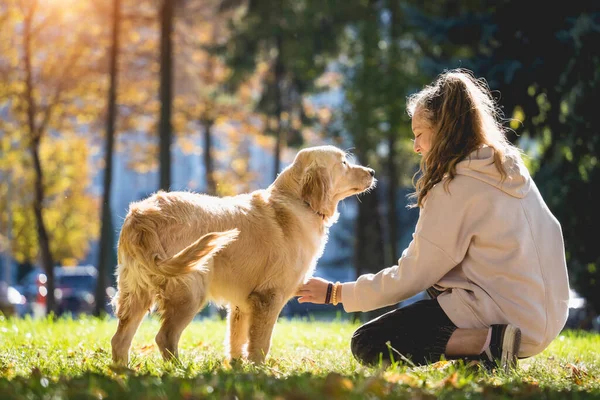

{"left": 332, "top": 281, "right": 341, "bottom": 306}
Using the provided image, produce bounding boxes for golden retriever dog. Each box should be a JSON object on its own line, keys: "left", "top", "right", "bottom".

{"left": 110, "top": 145, "right": 375, "bottom": 365}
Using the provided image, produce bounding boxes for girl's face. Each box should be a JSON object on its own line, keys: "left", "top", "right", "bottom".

{"left": 411, "top": 107, "right": 434, "bottom": 156}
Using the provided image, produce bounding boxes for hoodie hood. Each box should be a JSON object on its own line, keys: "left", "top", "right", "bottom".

{"left": 455, "top": 146, "right": 531, "bottom": 199}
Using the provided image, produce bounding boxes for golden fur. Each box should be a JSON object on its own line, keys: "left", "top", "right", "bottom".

{"left": 110, "top": 145, "right": 375, "bottom": 364}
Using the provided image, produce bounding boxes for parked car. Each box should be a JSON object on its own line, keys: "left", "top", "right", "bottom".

{"left": 17, "top": 265, "right": 99, "bottom": 316}
{"left": 55, "top": 266, "right": 98, "bottom": 315}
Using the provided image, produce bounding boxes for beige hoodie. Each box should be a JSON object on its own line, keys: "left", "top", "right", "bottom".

{"left": 341, "top": 146, "right": 570, "bottom": 357}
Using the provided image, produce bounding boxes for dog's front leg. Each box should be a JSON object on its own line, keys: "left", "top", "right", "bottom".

{"left": 226, "top": 305, "right": 250, "bottom": 360}
{"left": 246, "top": 290, "right": 285, "bottom": 363}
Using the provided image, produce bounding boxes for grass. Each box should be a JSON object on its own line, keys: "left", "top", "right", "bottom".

{"left": 0, "top": 314, "right": 599, "bottom": 399}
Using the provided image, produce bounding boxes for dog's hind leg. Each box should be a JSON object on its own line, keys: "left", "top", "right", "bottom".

{"left": 226, "top": 305, "right": 250, "bottom": 360}
{"left": 111, "top": 290, "right": 152, "bottom": 365}
{"left": 246, "top": 290, "right": 285, "bottom": 363}
{"left": 155, "top": 271, "right": 207, "bottom": 361}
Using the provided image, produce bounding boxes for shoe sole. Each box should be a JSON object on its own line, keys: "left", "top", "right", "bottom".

{"left": 501, "top": 325, "right": 521, "bottom": 372}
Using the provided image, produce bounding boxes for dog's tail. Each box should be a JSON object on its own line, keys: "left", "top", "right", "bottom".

{"left": 119, "top": 205, "right": 239, "bottom": 278}
{"left": 156, "top": 229, "right": 239, "bottom": 276}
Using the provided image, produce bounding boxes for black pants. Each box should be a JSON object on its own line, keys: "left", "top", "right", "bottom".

{"left": 350, "top": 298, "right": 457, "bottom": 366}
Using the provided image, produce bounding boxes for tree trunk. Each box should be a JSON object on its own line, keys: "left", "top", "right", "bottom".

{"left": 350, "top": 4, "right": 394, "bottom": 322}
{"left": 159, "top": 0, "right": 174, "bottom": 191}
{"left": 354, "top": 170, "right": 392, "bottom": 323}
{"left": 23, "top": 4, "right": 56, "bottom": 316}
{"left": 386, "top": 136, "right": 399, "bottom": 265}
{"left": 95, "top": 0, "right": 121, "bottom": 316}
{"left": 30, "top": 145, "right": 56, "bottom": 316}
{"left": 202, "top": 118, "right": 216, "bottom": 196}
{"left": 385, "top": 0, "right": 401, "bottom": 265}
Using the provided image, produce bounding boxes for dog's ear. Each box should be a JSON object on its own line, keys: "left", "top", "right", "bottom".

{"left": 301, "top": 165, "right": 335, "bottom": 218}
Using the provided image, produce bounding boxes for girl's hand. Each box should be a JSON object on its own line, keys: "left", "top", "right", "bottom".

{"left": 296, "top": 277, "right": 331, "bottom": 304}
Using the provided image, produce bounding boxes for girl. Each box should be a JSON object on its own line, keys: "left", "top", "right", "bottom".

{"left": 297, "top": 68, "right": 570, "bottom": 372}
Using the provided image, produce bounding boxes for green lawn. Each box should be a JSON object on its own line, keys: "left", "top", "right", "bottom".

{"left": 0, "top": 314, "right": 598, "bottom": 399}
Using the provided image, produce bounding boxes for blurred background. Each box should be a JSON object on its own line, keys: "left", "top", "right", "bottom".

{"left": 0, "top": 0, "right": 597, "bottom": 330}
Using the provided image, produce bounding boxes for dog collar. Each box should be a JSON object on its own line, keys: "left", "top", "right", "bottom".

{"left": 304, "top": 201, "right": 326, "bottom": 220}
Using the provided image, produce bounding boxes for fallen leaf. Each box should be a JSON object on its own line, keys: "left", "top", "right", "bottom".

{"left": 565, "top": 363, "right": 588, "bottom": 385}
{"left": 139, "top": 344, "right": 155, "bottom": 355}
{"left": 430, "top": 360, "right": 451, "bottom": 370}
{"left": 362, "top": 376, "right": 389, "bottom": 397}
{"left": 323, "top": 372, "right": 354, "bottom": 398}
{"left": 384, "top": 371, "right": 419, "bottom": 386}
{"left": 440, "top": 372, "right": 459, "bottom": 388}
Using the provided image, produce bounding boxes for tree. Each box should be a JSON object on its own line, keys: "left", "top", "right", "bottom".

{"left": 532, "top": 13, "right": 600, "bottom": 313}
{"left": 219, "top": 0, "right": 358, "bottom": 180}
{"left": 95, "top": 0, "right": 121, "bottom": 317}
{"left": 159, "top": 0, "right": 175, "bottom": 191}
{"left": 339, "top": 0, "right": 389, "bottom": 321}
{"left": 381, "top": 0, "right": 429, "bottom": 265}
{"left": 102, "top": 0, "right": 161, "bottom": 176}
{"left": 0, "top": 136, "right": 100, "bottom": 270}
{"left": 22, "top": 1, "right": 56, "bottom": 314}
{"left": 0, "top": 0, "right": 106, "bottom": 315}
{"left": 174, "top": 0, "right": 262, "bottom": 196}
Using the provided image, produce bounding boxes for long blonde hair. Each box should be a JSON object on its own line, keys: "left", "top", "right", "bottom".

{"left": 406, "top": 68, "right": 521, "bottom": 208}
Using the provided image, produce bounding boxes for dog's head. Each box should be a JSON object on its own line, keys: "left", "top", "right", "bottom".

{"left": 283, "top": 145, "right": 376, "bottom": 220}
